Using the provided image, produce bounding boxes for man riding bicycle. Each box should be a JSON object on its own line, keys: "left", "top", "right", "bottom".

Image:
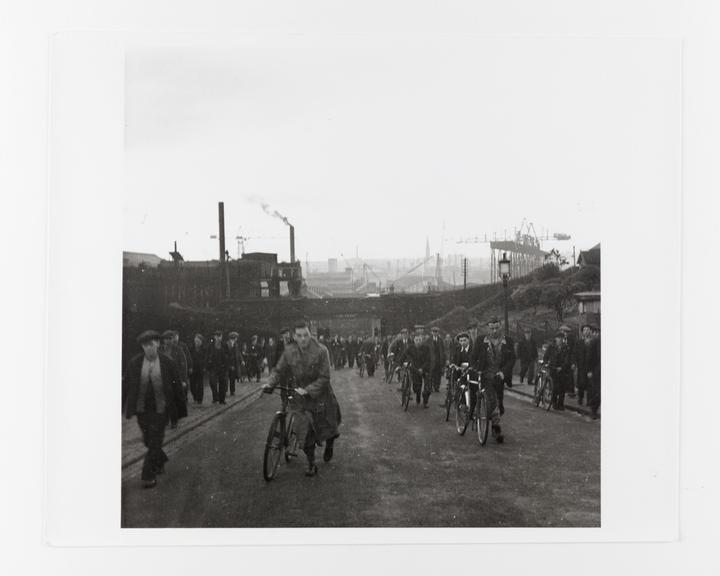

{"left": 262, "top": 322, "right": 342, "bottom": 477}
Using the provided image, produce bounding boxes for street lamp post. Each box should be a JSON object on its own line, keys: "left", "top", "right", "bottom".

{"left": 499, "top": 252, "right": 512, "bottom": 335}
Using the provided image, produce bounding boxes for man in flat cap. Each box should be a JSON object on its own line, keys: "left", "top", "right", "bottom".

{"left": 586, "top": 324, "right": 601, "bottom": 419}
{"left": 206, "top": 330, "right": 229, "bottom": 404}
{"left": 188, "top": 333, "right": 207, "bottom": 404}
{"left": 262, "top": 322, "right": 342, "bottom": 477}
{"left": 573, "top": 324, "right": 594, "bottom": 406}
{"left": 542, "top": 330, "right": 573, "bottom": 410}
{"left": 474, "top": 317, "right": 516, "bottom": 443}
{"left": 160, "top": 330, "right": 188, "bottom": 405}
{"left": 124, "top": 330, "right": 187, "bottom": 488}
{"left": 226, "top": 331, "right": 242, "bottom": 397}
{"left": 426, "top": 326, "right": 446, "bottom": 393}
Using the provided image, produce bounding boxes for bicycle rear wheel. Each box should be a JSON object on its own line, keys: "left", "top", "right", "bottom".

{"left": 263, "top": 413, "right": 284, "bottom": 481}
{"left": 455, "top": 388, "right": 470, "bottom": 435}
{"left": 402, "top": 374, "right": 411, "bottom": 411}
{"left": 543, "top": 376, "right": 554, "bottom": 411}
{"left": 476, "top": 391, "right": 489, "bottom": 445}
{"left": 284, "top": 413, "right": 299, "bottom": 463}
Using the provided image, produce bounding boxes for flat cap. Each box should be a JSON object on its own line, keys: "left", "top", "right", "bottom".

{"left": 137, "top": 330, "right": 161, "bottom": 344}
{"left": 486, "top": 316, "right": 500, "bottom": 324}
{"left": 213, "top": 329, "right": 223, "bottom": 337}
{"left": 161, "top": 329, "right": 175, "bottom": 339}
{"left": 555, "top": 331, "right": 565, "bottom": 338}
{"left": 228, "top": 331, "right": 239, "bottom": 338}
{"left": 194, "top": 333, "right": 205, "bottom": 341}
{"left": 279, "top": 326, "right": 290, "bottom": 334}
{"left": 457, "top": 332, "right": 470, "bottom": 339}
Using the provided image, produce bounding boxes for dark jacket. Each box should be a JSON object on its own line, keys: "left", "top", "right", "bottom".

{"left": 124, "top": 353, "right": 187, "bottom": 423}
{"left": 225, "top": 342, "right": 242, "bottom": 374}
{"left": 542, "top": 341, "right": 572, "bottom": 371}
{"left": 206, "top": 344, "right": 229, "bottom": 375}
{"left": 474, "top": 335, "right": 516, "bottom": 384}
{"left": 389, "top": 337, "right": 411, "bottom": 359}
{"left": 398, "top": 342, "right": 430, "bottom": 373}
{"left": 452, "top": 344, "right": 474, "bottom": 366}
{"left": 189, "top": 343, "right": 207, "bottom": 373}
{"left": 426, "top": 335, "right": 446, "bottom": 372}
{"left": 517, "top": 336, "right": 539, "bottom": 362}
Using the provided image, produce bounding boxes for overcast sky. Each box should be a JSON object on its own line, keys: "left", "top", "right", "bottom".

{"left": 123, "top": 36, "right": 677, "bottom": 263}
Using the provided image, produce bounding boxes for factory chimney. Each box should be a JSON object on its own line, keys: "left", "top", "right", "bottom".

{"left": 289, "top": 224, "right": 295, "bottom": 263}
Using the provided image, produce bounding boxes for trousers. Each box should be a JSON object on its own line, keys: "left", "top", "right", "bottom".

{"left": 136, "top": 411, "right": 168, "bottom": 481}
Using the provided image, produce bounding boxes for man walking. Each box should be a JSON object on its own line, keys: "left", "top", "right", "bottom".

{"left": 188, "top": 333, "right": 206, "bottom": 404}
{"left": 124, "top": 330, "right": 187, "bottom": 488}
{"left": 474, "top": 317, "right": 516, "bottom": 443}
{"left": 226, "top": 331, "right": 242, "bottom": 396}
{"left": 206, "top": 330, "right": 229, "bottom": 404}
{"left": 426, "top": 326, "right": 446, "bottom": 393}
{"left": 262, "top": 322, "right": 342, "bottom": 477}
{"left": 517, "top": 327, "right": 539, "bottom": 384}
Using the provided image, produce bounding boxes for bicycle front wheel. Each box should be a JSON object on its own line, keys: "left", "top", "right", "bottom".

{"left": 476, "top": 391, "right": 489, "bottom": 446}
{"left": 263, "top": 413, "right": 284, "bottom": 481}
{"left": 401, "top": 374, "right": 411, "bottom": 411}
{"left": 543, "top": 376, "right": 554, "bottom": 411}
{"left": 284, "top": 413, "right": 299, "bottom": 463}
{"left": 533, "top": 376, "right": 542, "bottom": 407}
{"left": 455, "top": 389, "right": 470, "bottom": 435}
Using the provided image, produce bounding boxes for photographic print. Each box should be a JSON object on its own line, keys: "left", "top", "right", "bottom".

{"left": 118, "top": 35, "right": 661, "bottom": 529}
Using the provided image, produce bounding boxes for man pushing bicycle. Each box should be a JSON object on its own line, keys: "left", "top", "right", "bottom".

{"left": 474, "top": 317, "right": 516, "bottom": 443}
{"left": 262, "top": 322, "right": 342, "bottom": 477}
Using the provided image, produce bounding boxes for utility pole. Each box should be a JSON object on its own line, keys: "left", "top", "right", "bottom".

{"left": 463, "top": 257, "right": 468, "bottom": 290}
{"left": 218, "top": 201, "right": 229, "bottom": 298}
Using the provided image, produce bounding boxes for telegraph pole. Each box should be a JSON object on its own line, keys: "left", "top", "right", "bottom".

{"left": 463, "top": 257, "right": 468, "bottom": 290}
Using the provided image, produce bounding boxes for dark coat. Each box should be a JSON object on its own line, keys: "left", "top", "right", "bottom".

{"left": 206, "top": 344, "right": 229, "bottom": 375}
{"left": 225, "top": 342, "right": 242, "bottom": 374}
{"left": 398, "top": 342, "right": 430, "bottom": 373}
{"left": 452, "top": 344, "right": 474, "bottom": 366}
{"left": 189, "top": 343, "right": 207, "bottom": 373}
{"left": 474, "top": 335, "right": 516, "bottom": 383}
{"left": 517, "top": 336, "right": 539, "bottom": 362}
{"left": 426, "top": 335, "right": 446, "bottom": 372}
{"left": 267, "top": 339, "right": 341, "bottom": 442}
{"left": 389, "top": 337, "right": 411, "bottom": 359}
{"left": 124, "top": 353, "right": 187, "bottom": 424}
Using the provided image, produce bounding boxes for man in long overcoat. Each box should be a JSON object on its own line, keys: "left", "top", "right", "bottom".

{"left": 262, "top": 323, "right": 342, "bottom": 477}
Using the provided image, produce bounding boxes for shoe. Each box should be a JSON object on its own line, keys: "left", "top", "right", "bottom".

{"left": 323, "top": 441, "right": 334, "bottom": 462}
{"left": 423, "top": 403, "right": 429, "bottom": 409}
{"left": 219, "top": 400, "right": 226, "bottom": 405}
{"left": 155, "top": 464, "right": 165, "bottom": 475}
{"left": 141, "top": 478, "right": 157, "bottom": 489}
{"left": 556, "top": 405, "right": 565, "bottom": 411}
{"left": 492, "top": 425, "right": 504, "bottom": 443}
{"left": 305, "top": 463, "right": 318, "bottom": 477}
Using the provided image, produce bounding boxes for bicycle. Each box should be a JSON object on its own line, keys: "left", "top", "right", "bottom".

{"left": 453, "top": 364, "right": 489, "bottom": 445}
{"left": 385, "top": 354, "right": 397, "bottom": 383}
{"left": 357, "top": 353, "right": 365, "bottom": 377}
{"left": 398, "top": 362, "right": 413, "bottom": 411}
{"left": 262, "top": 385, "right": 301, "bottom": 481}
{"left": 443, "top": 364, "right": 460, "bottom": 422}
{"left": 533, "top": 360, "right": 554, "bottom": 411}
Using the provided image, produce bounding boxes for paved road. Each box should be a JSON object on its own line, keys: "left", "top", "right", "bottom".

{"left": 121, "top": 367, "right": 600, "bottom": 528}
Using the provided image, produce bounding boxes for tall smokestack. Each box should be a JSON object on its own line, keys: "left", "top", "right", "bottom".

{"left": 218, "top": 202, "right": 226, "bottom": 262}
{"left": 289, "top": 225, "right": 295, "bottom": 263}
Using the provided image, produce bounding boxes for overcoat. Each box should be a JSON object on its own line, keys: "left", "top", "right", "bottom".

{"left": 267, "top": 338, "right": 341, "bottom": 443}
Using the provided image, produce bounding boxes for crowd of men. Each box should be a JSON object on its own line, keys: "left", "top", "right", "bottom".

{"left": 123, "top": 319, "right": 600, "bottom": 487}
